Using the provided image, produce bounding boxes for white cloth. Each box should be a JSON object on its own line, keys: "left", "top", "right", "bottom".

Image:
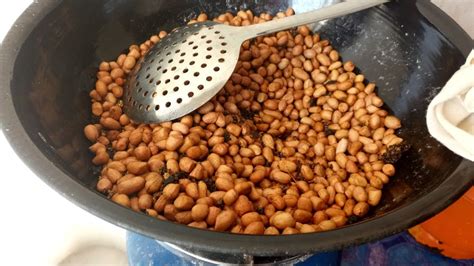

{"left": 427, "top": 50, "right": 474, "bottom": 161}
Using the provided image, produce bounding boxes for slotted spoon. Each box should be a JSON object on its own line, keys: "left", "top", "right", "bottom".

{"left": 124, "top": 0, "right": 388, "bottom": 123}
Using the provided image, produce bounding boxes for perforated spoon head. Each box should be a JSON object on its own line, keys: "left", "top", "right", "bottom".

{"left": 124, "top": 22, "right": 242, "bottom": 123}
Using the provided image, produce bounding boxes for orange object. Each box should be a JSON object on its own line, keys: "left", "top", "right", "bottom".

{"left": 409, "top": 186, "right": 474, "bottom": 259}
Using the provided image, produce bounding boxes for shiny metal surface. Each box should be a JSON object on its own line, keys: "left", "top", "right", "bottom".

{"left": 124, "top": 0, "right": 388, "bottom": 123}
{"left": 125, "top": 21, "right": 240, "bottom": 123}
{"left": 161, "top": 242, "right": 311, "bottom": 265}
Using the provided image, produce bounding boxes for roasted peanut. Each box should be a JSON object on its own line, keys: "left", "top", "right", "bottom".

{"left": 241, "top": 212, "right": 261, "bottom": 226}
{"left": 319, "top": 220, "right": 337, "bottom": 231}
{"left": 191, "top": 204, "right": 209, "bottom": 221}
{"left": 96, "top": 178, "right": 112, "bottom": 192}
{"left": 264, "top": 226, "right": 280, "bottom": 235}
{"left": 90, "top": 9, "right": 404, "bottom": 235}
{"left": 163, "top": 183, "right": 180, "bottom": 200}
{"left": 384, "top": 116, "right": 401, "bottom": 129}
{"left": 92, "top": 152, "right": 109, "bottom": 165}
{"left": 244, "top": 221, "right": 265, "bottom": 234}
{"left": 353, "top": 202, "right": 369, "bottom": 217}
{"left": 368, "top": 189, "right": 382, "bottom": 206}
{"left": 84, "top": 124, "right": 99, "bottom": 142}
{"left": 112, "top": 194, "right": 130, "bottom": 207}
{"left": 206, "top": 206, "right": 221, "bottom": 226}
{"left": 174, "top": 195, "right": 195, "bottom": 211}
{"left": 234, "top": 195, "right": 253, "bottom": 216}
{"left": 117, "top": 176, "right": 145, "bottom": 195}
{"left": 215, "top": 210, "right": 237, "bottom": 231}
{"left": 185, "top": 182, "right": 199, "bottom": 199}
{"left": 271, "top": 212, "right": 296, "bottom": 229}
{"left": 138, "top": 194, "right": 153, "bottom": 210}
{"left": 270, "top": 169, "right": 291, "bottom": 184}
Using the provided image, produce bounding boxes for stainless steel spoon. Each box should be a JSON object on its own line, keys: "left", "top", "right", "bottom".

{"left": 124, "top": 0, "right": 388, "bottom": 123}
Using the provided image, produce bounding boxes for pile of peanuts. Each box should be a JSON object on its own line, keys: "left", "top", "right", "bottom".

{"left": 84, "top": 8, "right": 406, "bottom": 235}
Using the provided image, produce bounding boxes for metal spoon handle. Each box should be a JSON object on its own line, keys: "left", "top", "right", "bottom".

{"left": 239, "top": 0, "right": 389, "bottom": 39}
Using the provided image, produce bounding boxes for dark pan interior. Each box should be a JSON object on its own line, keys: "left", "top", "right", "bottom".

{"left": 3, "top": 0, "right": 473, "bottom": 255}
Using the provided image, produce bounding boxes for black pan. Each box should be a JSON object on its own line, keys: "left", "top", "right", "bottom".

{"left": 0, "top": 0, "right": 473, "bottom": 256}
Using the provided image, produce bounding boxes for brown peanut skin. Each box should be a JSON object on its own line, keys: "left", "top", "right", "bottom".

{"left": 215, "top": 210, "right": 237, "bottom": 231}
{"left": 84, "top": 125, "right": 99, "bottom": 142}
{"left": 116, "top": 176, "right": 145, "bottom": 195}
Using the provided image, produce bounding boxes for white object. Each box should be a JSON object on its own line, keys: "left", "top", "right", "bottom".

{"left": 427, "top": 50, "right": 474, "bottom": 161}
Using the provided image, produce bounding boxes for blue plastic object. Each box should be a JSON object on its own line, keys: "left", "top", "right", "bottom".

{"left": 127, "top": 231, "right": 474, "bottom": 265}
{"left": 340, "top": 232, "right": 474, "bottom": 266}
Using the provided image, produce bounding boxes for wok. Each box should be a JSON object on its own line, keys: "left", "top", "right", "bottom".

{"left": 0, "top": 0, "right": 473, "bottom": 256}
